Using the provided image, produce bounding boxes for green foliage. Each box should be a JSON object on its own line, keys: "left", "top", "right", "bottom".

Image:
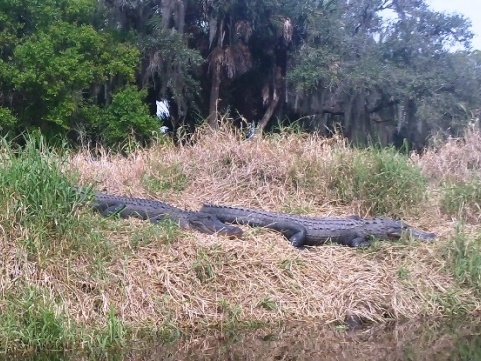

{"left": 287, "top": 0, "right": 479, "bottom": 144}
{"left": 0, "top": 0, "right": 480, "bottom": 147}
{"left": 0, "top": 287, "right": 130, "bottom": 352}
{"left": 9, "top": 22, "right": 139, "bottom": 133}
{"left": 449, "top": 333, "right": 481, "bottom": 361}
{"left": 257, "top": 297, "right": 279, "bottom": 311}
{"left": 143, "top": 29, "right": 203, "bottom": 114}
{"left": 0, "top": 287, "right": 76, "bottom": 352}
{"left": 192, "top": 249, "right": 216, "bottom": 283}
{"left": 0, "top": 134, "right": 104, "bottom": 259}
{"left": 191, "top": 246, "right": 235, "bottom": 284}
{"left": 217, "top": 298, "right": 242, "bottom": 325}
{"left": 129, "top": 219, "right": 182, "bottom": 249}
{"left": 142, "top": 163, "right": 189, "bottom": 194}
{"left": 0, "top": 0, "right": 96, "bottom": 48}
{"left": 397, "top": 265, "right": 410, "bottom": 281}
{"left": 0, "top": 0, "right": 143, "bottom": 146}
{"left": 428, "top": 289, "right": 470, "bottom": 316}
{"left": 329, "top": 147, "right": 428, "bottom": 217}
{"left": 288, "top": 47, "right": 339, "bottom": 91}
{"left": 440, "top": 178, "right": 481, "bottom": 223}
{"left": 279, "top": 257, "right": 304, "bottom": 278}
{"left": 0, "top": 107, "right": 17, "bottom": 133}
{"left": 102, "top": 307, "right": 127, "bottom": 348}
{"left": 85, "top": 86, "right": 159, "bottom": 147}
{"left": 446, "top": 227, "right": 481, "bottom": 296}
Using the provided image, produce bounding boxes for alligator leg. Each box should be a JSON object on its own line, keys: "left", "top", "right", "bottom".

{"left": 290, "top": 232, "right": 307, "bottom": 247}
{"left": 272, "top": 223, "right": 308, "bottom": 247}
{"left": 97, "top": 204, "right": 127, "bottom": 217}
{"left": 345, "top": 236, "right": 371, "bottom": 247}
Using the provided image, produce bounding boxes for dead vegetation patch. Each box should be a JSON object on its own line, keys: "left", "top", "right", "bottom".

{"left": 417, "top": 129, "right": 481, "bottom": 183}
{"left": 54, "top": 126, "right": 481, "bottom": 331}
{"left": 3, "top": 127, "right": 481, "bottom": 350}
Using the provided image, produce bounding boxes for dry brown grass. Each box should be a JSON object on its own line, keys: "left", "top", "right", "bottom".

{"left": 4, "top": 126, "right": 481, "bottom": 338}
{"left": 417, "top": 129, "right": 481, "bottom": 183}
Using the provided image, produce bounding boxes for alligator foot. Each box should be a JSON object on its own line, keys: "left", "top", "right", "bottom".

{"left": 346, "top": 237, "right": 371, "bottom": 247}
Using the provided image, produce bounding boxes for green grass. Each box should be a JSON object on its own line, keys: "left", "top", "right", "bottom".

{"left": 329, "top": 146, "right": 428, "bottom": 217}
{"left": 128, "top": 219, "right": 182, "bottom": 249}
{"left": 217, "top": 298, "right": 242, "bottom": 325}
{"left": 97, "top": 307, "right": 128, "bottom": 349}
{"left": 397, "top": 265, "right": 410, "bottom": 281}
{"left": 0, "top": 135, "right": 129, "bottom": 352}
{"left": 0, "top": 288, "right": 76, "bottom": 352}
{"left": 286, "top": 145, "right": 428, "bottom": 217}
{"left": 257, "top": 297, "right": 279, "bottom": 311}
{"left": 192, "top": 248, "right": 217, "bottom": 283}
{"left": 142, "top": 163, "right": 188, "bottom": 194}
{"left": 0, "top": 287, "right": 131, "bottom": 353}
{"left": 278, "top": 257, "right": 304, "bottom": 278}
{"left": 280, "top": 201, "right": 317, "bottom": 215}
{"left": 427, "top": 289, "right": 471, "bottom": 316}
{"left": 447, "top": 227, "right": 481, "bottom": 295}
{"left": 191, "top": 245, "right": 238, "bottom": 284}
{"left": 2, "top": 131, "right": 481, "bottom": 355}
{"left": 441, "top": 178, "right": 481, "bottom": 222}
{"left": 267, "top": 118, "right": 303, "bottom": 136}
{"left": 0, "top": 287, "right": 128, "bottom": 352}
{"left": 449, "top": 332, "right": 481, "bottom": 361}
{"left": 0, "top": 135, "right": 106, "bottom": 261}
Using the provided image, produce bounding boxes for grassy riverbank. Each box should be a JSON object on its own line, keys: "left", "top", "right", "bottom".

{"left": 1, "top": 128, "right": 481, "bottom": 353}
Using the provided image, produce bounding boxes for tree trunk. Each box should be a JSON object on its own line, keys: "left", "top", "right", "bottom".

{"left": 258, "top": 66, "right": 283, "bottom": 131}
{"left": 207, "top": 18, "right": 224, "bottom": 128}
{"left": 207, "top": 62, "right": 221, "bottom": 128}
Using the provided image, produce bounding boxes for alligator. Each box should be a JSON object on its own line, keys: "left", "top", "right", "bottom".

{"left": 200, "top": 204, "right": 369, "bottom": 247}
{"left": 200, "top": 204, "right": 437, "bottom": 248}
{"left": 345, "top": 215, "right": 437, "bottom": 243}
{"left": 83, "top": 191, "right": 243, "bottom": 237}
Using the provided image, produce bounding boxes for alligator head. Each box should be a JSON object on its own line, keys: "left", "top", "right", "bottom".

{"left": 183, "top": 212, "right": 244, "bottom": 237}
{"left": 385, "top": 225, "right": 437, "bottom": 241}
{"left": 365, "top": 217, "right": 437, "bottom": 241}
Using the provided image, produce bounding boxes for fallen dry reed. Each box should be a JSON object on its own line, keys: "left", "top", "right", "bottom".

{"left": 2, "top": 126, "right": 481, "bottom": 351}
{"left": 66, "top": 127, "right": 481, "bottom": 327}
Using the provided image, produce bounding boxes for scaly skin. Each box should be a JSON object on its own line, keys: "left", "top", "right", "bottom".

{"left": 200, "top": 204, "right": 437, "bottom": 247}
{"left": 200, "top": 204, "right": 370, "bottom": 247}
{"left": 90, "top": 193, "right": 243, "bottom": 237}
{"left": 345, "top": 215, "right": 437, "bottom": 241}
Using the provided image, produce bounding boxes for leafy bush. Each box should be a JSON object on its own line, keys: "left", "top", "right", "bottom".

{"left": 0, "top": 107, "right": 17, "bottom": 134}
{"left": 85, "top": 86, "right": 160, "bottom": 147}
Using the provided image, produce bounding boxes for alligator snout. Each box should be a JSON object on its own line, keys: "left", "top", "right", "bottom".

{"left": 189, "top": 213, "right": 243, "bottom": 237}
{"left": 405, "top": 229, "right": 437, "bottom": 241}
{"left": 384, "top": 227, "right": 437, "bottom": 241}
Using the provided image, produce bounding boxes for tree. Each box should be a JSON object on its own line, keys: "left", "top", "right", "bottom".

{"left": 287, "top": 0, "right": 478, "bottom": 147}
{"left": 0, "top": 0, "right": 157, "bottom": 145}
{"left": 1, "top": 0, "right": 480, "bottom": 148}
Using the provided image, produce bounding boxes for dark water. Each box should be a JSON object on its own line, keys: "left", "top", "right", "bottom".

{"left": 4, "top": 321, "right": 481, "bottom": 361}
